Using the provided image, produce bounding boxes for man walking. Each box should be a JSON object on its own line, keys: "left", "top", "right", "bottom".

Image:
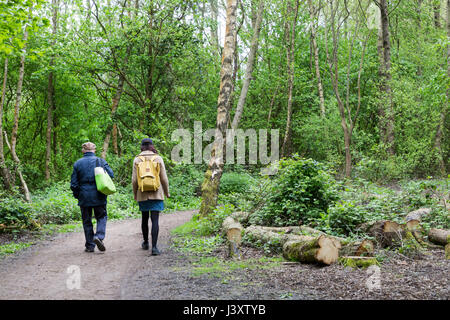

{"left": 70, "top": 142, "right": 114, "bottom": 252}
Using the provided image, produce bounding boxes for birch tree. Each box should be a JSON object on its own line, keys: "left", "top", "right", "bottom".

{"left": 200, "top": 0, "right": 238, "bottom": 216}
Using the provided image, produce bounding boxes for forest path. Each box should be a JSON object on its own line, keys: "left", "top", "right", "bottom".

{"left": 0, "top": 210, "right": 194, "bottom": 299}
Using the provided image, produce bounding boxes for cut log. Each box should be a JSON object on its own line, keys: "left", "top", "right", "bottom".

{"left": 282, "top": 235, "right": 339, "bottom": 265}
{"left": 367, "top": 220, "right": 406, "bottom": 247}
{"left": 340, "top": 239, "right": 374, "bottom": 257}
{"left": 405, "top": 208, "right": 431, "bottom": 222}
{"left": 244, "top": 225, "right": 301, "bottom": 247}
{"left": 244, "top": 225, "right": 341, "bottom": 264}
{"left": 250, "top": 225, "right": 345, "bottom": 248}
{"left": 428, "top": 228, "right": 450, "bottom": 246}
{"left": 222, "top": 216, "right": 243, "bottom": 259}
{"left": 338, "top": 256, "right": 379, "bottom": 268}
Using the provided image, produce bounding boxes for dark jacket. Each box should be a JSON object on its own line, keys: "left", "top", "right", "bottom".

{"left": 70, "top": 152, "right": 114, "bottom": 207}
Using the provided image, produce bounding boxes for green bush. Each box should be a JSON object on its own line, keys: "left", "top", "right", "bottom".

{"left": 315, "top": 178, "right": 449, "bottom": 237}
{"left": 219, "top": 172, "right": 254, "bottom": 195}
{"left": 166, "top": 163, "right": 203, "bottom": 208}
{"left": 197, "top": 203, "right": 236, "bottom": 236}
{"left": 0, "top": 196, "right": 35, "bottom": 229}
{"left": 30, "top": 182, "right": 80, "bottom": 224}
{"left": 107, "top": 186, "right": 138, "bottom": 219}
{"left": 322, "top": 200, "right": 367, "bottom": 236}
{"left": 171, "top": 203, "right": 235, "bottom": 238}
{"left": 250, "top": 156, "right": 339, "bottom": 227}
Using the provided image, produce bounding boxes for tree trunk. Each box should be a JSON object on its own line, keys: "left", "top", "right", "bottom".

{"left": 283, "top": 236, "right": 340, "bottom": 265}
{"left": 434, "top": 0, "right": 449, "bottom": 176}
{"left": 343, "top": 127, "right": 351, "bottom": 177}
{"left": 101, "top": 73, "right": 126, "bottom": 159}
{"left": 249, "top": 225, "right": 346, "bottom": 246}
{"left": 379, "top": 0, "right": 395, "bottom": 155}
{"left": 405, "top": 219, "right": 434, "bottom": 247}
{"left": 281, "top": 0, "right": 300, "bottom": 157}
{"left": 210, "top": 0, "right": 220, "bottom": 56}
{"left": 365, "top": 220, "right": 406, "bottom": 247}
{"left": 377, "top": 27, "right": 387, "bottom": 144}
{"left": 199, "top": 0, "right": 238, "bottom": 217}
{"left": 244, "top": 225, "right": 341, "bottom": 265}
{"left": 101, "top": 0, "right": 133, "bottom": 159}
{"left": 434, "top": 1, "right": 441, "bottom": 28}
{"left": 0, "top": 58, "right": 12, "bottom": 190}
{"left": 231, "top": 0, "right": 265, "bottom": 129}
{"left": 10, "top": 26, "right": 31, "bottom": 202}
{"left": 45, "top": 0, "right": 59, "bottom": 181}
{"left": 252, "top": 224, "right": 376, "bottom": 257}
{"left": 308, "top": 0, "right": 325, "bottom": 117}
{"left": 340, "top": 239, "right": 375, "bottom": 257}
{"left": 222, "top": 216, "right": 243, "bottom": 258}
{"left": 46, "top": 70, "right": 54, "bottom": 181}
{"left": 428, "top": 228, "right": 450, "bottom": 246}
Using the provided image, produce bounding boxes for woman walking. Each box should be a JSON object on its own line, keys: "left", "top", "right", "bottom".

{"left": 132, "top": 138, "right": 170, "bottom": 255}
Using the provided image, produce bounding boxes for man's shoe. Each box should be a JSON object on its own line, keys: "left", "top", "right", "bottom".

{"left": 141, "top": 241, "right": 149, "bottom": 250}
{"left": 85, "top": 247, "right": 94, "bottom": 252}
{"left": 94, "top": 237, "right": 106, "bottom": 252}
{"left": 151, "top": 247, "right": 161, "bottom": 256}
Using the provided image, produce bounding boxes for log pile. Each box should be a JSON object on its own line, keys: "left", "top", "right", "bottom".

{"left": 222, "top": 209, "right": 450, "bottom": 265}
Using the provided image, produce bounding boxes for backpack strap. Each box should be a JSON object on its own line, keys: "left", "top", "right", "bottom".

{"left": 138, "top": 155, "right": 157, "bottom": 162}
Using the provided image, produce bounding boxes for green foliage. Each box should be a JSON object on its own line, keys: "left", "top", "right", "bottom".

{"left": 0, "top": 194, "right": 35, "bottom": 229}
{"left": 171, "top": 234, "right": 224, "bottom": 255}
{"left": 185, "top": 256, "right": 283, "bottom": 278}
{"left": 322, "top": 199, "right": 367, "bottom": 236}
{"left": 0, "top": 242, "right": 32, "bottom": 256}
{"left": 219, "top": 172, "right": 254, "bottom": 195}
{"left": 251, "top": 156, "right": 339, "bottom": 227}
{"left": 197, "top": 204, "right": 236, "bottom": 236}
{"left": 317, "top": 178, "right": 449, "bottom": 237}
{"left": 242, "top": 231, "right": 284, "bottom": 255}
{"left": 30, "top": 182, "right": 79, "bottom": 224}
{"left": 0, "top": 0, "right": 449, "bottom": 246}
{"left": 166, "top": 164, "right": 203, "bottom": 201}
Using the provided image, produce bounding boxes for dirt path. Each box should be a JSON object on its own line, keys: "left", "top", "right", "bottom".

{"left": 0, "top": 210, "right": 194, "bottom": 300}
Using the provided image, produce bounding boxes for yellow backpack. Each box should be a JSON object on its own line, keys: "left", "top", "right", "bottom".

{"left": 136, "top": 155, "right": 160, "bottom": 192}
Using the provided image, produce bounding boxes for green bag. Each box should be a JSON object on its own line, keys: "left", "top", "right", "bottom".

{"left": 95, "top": 158, "right": 116, "bottom": 195}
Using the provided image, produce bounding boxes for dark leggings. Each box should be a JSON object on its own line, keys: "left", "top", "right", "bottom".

{"left": 141, "top": 211, "right": 159, "bottom": 247}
